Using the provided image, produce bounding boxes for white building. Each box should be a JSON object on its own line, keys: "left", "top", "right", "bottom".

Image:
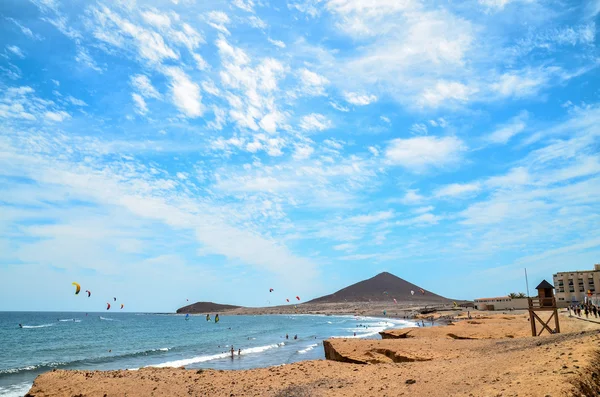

{"left": 553, "top": 264, "right": 600, "bottom": 306}
{"left": 474, "top": 297, "right": 529, "bottom": 311}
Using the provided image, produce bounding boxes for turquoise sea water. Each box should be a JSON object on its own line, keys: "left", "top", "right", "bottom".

{"left": 0, "top": 312, "right": 413, "bottom": 396}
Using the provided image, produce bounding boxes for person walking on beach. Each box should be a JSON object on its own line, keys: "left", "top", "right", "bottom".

{"left": 594, "top": 306, "right": 598, "bottom": 318}
{"left": 230, "top": 346, "right": 234, "bottom": 359}
{"left": 585, "top": 306, "right": 589, "bottom": 318}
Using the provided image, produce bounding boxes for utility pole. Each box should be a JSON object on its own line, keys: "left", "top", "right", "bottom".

{"left": 525, "top": 268, "right": 530, "bottom": 297}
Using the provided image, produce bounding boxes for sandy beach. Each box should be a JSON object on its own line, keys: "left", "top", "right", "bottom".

{"left": 25, "top": 310, "right": 600, "bottom": 397}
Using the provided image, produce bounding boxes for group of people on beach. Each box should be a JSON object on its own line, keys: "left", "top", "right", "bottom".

{"left": 569, "top": 303, "right": 599, "bottom": 319}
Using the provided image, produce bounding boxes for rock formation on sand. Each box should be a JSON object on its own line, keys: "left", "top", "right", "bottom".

{"left": 307, "top": 272, "right": 449, "bottom": 303}
{"left": 176, "top": 302, "right": 240, "bottom": 314}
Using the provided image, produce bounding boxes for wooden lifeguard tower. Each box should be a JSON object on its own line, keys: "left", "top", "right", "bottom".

{"left": 528, "top": 279, "right": 560, "bottom": 336}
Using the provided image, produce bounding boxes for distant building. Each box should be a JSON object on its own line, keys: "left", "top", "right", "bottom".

{"left": 553, "top": 264, "right": 600, "bottom": 306}
{"left": 474, "top": 297, "right": 529, "bottom": 311}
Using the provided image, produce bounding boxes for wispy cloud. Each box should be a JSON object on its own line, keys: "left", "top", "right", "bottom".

{"left": 385, "top": 136, "right": 466, "bottom": 171}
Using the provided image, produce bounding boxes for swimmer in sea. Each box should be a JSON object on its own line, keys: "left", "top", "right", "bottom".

{"left": 18, "top": 324, "right": 22, "bottom": 328}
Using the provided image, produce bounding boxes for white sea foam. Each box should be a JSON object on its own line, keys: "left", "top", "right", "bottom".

{"left": 0, "top": 381, "right": 33, "bottom": 397}
{"left": 99, "top": 317, "right": 118, "bottom": 321}
{"left": 151, "top": 343, "right": 285, "bottom": 368}
{"left": 59, "top": 319, "right": 74, "bottom": 322}
{"left": 297, "top": 344, "right": 319, "bottom": 354}
{"left": 21, "top": 323, "right": 54, "bottom": 329}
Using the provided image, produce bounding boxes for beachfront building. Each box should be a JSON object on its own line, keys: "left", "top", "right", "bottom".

{"left": 474, "top": 297, "right": 529, "bottom": 311}
{"left": 553, "top": 264, "right": 600, "bottom": 306}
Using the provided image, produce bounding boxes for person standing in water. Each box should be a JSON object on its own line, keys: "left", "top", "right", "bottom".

{"left": 238, "top": 349, "right": 241, "bottom": 356}
{"left": 230, "top": 346, "right": 234, "bottom": 359}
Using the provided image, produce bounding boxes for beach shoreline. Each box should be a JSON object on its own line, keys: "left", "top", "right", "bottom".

{"left": 25, "top": 310, "right": 600, "bottom": 396}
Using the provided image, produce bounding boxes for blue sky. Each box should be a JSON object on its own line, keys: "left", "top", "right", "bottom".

{"left": 1, "top": 0, "right": 599, "bottom": 312}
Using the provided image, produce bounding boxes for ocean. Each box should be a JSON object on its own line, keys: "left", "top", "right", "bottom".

{"left": 0, "top": 312, "right": 413, "bottom": 396}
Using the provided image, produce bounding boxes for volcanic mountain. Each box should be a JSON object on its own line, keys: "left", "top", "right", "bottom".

{"left": 307, "top": 272, "right": 449, "bottom": 303}
{"left": 176, "top": 302, "right": 241, "bottom": 314}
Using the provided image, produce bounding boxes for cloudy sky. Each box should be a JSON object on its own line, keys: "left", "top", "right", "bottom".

{"left": 1, "top": 0, "right": 599, "bottom": 312}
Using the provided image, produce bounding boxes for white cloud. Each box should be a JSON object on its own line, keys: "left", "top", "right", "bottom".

{"left": 299, "top": 113, "right": 332, "bottom": 132}
{"left": 201, "top": 80, "right": 220, "bottom": 96}
{"left": 486, "top": 111, "right": 528, "bottom": 144}
{"left": 193, "top": 53, "right": 209, "bottom": 71}
{"left": 259, "top": 111, "right": 285, "bottom": 134}
{"left": 7, "top": 18, "right": 38, "bottom": 39}
{"left": 398, "top": 189, "right": 425, "bottom": 205}
{"left": 368, "top": 146, "right": 379, "bottom": 156}
{"left": 75, "top": 47, "right": 103, "bottom": 72}
{"left": 333, "top": 243, "right": 354, "bottom": 252}
{"left": 414, "top": 205, "right": 434, "bottom": 214}
{"left": 44, "top": 110, "right": 71, "bottom": 122}
{"left": 248, "top": 16, "right": 267, "bottom": 29}
{"left": 419, "top": 81, "right": 476, "bottom": 108}
{"left": 410, "top": 123, "right": 428, "bottom": 135}
{"left": 298, "top": 68, "right": 329, "bottom": 96}
{"left": 490, "top": 69, "right": 549, "bottom": 99}
{"left": 89, "top": 6, "right": 178, "bottom": 64}
{"left": 380, "top": 116, "right": 391, "bottom": 124}
{"left": 215, "top": 36, "right": 288, "bottom": 135}
{"left": 207, "top": 106, "right": 227, "bottom": 130}
{"left": 6, "top": 45, "right": 25, "bottom": 58}
{"left": 429, "top": 118, "right": 448, "bottom": 128}
{"left": 233, "top": 0, "right": 255, "bottom": 12}
{"left": 66, "top": 96, "right": 87, "bottom": 106}
{"left": 485, "top": 167, "right": 530, "bottom": 188}
{"left": 130, "top": 74, "right": 161, "bottom": 99}
{"left": 163, "top": 67, "right": 203, "bottom": 117}
{"left": 132, "top": 93, "right": 148, "bottom": 115}
{"left": 435, "top": 183, "right": 481, "bottom": 198}
{"left": 478, "top": 0, "right": 529, "bottom": 11}
{"left": 348, "top": 210, "right": 394, "bottom": 224}
{"left": 397, "top": 212, "right": 441, "bottom": 226}
{"left": 385, "top": 136, "right": 465, "bottom": 171}
{"left": 268, "top": 38, "right": 286, "bottom": 48}
{"left": 293, "top": 144, "right": 314, "bottom": 160}
{"left": 141, "top": 10, "right": 171, "bottom": 29}
{"left": 344, "top": 91, "right": 377, "bottom": 105}
{"left": 206, "top": 11, "right": 231, "bottom": 35}
{"left": 337, "top": 5, "right": 475, "bottom": 107}
{"left": 330, "top": 102, "right": 349, "bottom": 112}
{"left": 174, "top": 23, "right": 204, "bottom": 52}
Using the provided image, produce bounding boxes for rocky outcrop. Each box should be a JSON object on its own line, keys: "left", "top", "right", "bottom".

{"left": 379, "top": 330, "right": 414, "bottom": 339}
{"left": 323, "top": 339, "right": 434, "bottom": 365}
{"left": 323, "top": 340, "right": 368, "bottom": 364}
